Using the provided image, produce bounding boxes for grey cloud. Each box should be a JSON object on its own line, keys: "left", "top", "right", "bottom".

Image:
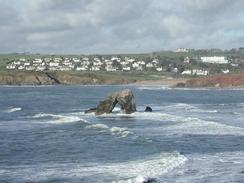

{"left": 0, "top": 0, "right": 244, "bottom": 54}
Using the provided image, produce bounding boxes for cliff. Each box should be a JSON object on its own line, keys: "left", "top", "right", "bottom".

{"left": 177, "top": 73, "right": 244, "bottom": 88}
{"left": 0, "top": 71, "right": 137, "bottom": 85}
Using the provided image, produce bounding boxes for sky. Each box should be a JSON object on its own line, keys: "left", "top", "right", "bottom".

{"left": 0, "top": 0, "right": 244, "bottom": 54}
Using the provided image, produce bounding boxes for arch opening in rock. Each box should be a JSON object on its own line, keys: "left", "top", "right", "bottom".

{"left": 85, "top": 89, "right": 136, "bottom": 115}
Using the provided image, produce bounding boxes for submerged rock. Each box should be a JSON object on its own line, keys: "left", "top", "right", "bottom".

{"left": 144, "top": 106, "right": 152, "bottom": 112}
{"left": 84, "top": 107, "right": 97, "bottom": 114}
{"left": 142, "top": 177, "right": 157, "bottom": 183}
{"left": 86, "top": 89, "right": 136, "bottom": 115}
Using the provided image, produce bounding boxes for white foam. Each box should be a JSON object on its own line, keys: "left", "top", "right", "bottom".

{"left": 110, "top": 127, "right": 134, "bottom": 138}
{"left": 0, "top": 152, "right": 186, "bottom": 183}
{"left": 166, "top": 151, "right": 244, "bottom": 183}
{"left": 5, "top": 107, "right": 22, "bottom": 113}
{"left": 189, "top": 109, "right": 218, "bottom": 113}
{"left": 86, "top": 123, "right": 134, "bottom": 138}
{"left": 33, "top": 113, "right": 82, "bottom": 124}
{"left": 86, "top": 123, "right": 110, "bottom": 130}
{"left": 138, "top": 86, "right": 170, "bottom": 91}
{"left": 130, "top": 112, "right": 244, "bottom": 136}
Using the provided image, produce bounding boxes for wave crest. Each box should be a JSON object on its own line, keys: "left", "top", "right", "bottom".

{"left": 5, "top": 107, "right": 22, "bottom": 113}
{"left": 86, "top": 124, "right": 134, "bottom": 138}
{"left": 33, "top": 113, "right": 82, "bottom": 124}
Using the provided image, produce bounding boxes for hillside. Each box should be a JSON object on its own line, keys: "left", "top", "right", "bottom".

{"left": 0, "top": 71, "right": 162, "bottom": 85}
{"left": 178, "top": 73, "right": 244, "bottom": 88}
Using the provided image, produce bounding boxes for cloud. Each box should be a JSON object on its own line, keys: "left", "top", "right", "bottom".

{"left": 0, "top": 0, "right": 244, "bottom": 54}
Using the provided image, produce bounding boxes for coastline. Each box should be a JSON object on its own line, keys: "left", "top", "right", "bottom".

{"left": 130, "top": 78, "right": 187, "bottom": 86}
{"left": 2, "top": 70, "right": 244, "bottom": 89}
{"left": 0, "top": 70, "right": 188, "bottom": 87}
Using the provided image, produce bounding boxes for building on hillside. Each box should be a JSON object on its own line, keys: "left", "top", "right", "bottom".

{"left": 200, "top": 56, "right": 228, "bottom": 64}
{"left": 174, "top": 48, "right": 189, "bottom": 53}
{"left": 181, "top": 70, "right": 192, "bottom": 75}
{"left": 192, "top": 69, "right": 209, "bottom": 76}
{"left": 184, "top": 57, "right": 190, "bottom": 63}
{"left": 122, "top": 67, "right": 131, "bottom": 71}
{"left": 156, "top": 67, "right": 163, "bottom": 72}
{"left": 222, "top": 69, "right": 230, "bottom": 74}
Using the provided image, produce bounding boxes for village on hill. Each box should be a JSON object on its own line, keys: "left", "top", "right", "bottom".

{"left": 5, "top": 51, "right": 240, "bottom": 76}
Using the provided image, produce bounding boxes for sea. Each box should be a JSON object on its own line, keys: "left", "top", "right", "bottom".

{"left": 0, "top": 85, "right": 244, "bottom": 183}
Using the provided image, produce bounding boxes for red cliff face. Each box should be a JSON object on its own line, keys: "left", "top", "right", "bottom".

{"left": 184, "top": 73, "right": 244, "bottom": 88}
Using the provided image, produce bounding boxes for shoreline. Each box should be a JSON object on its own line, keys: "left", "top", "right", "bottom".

{"left": 130, "top": 78, "right": 188, "bottom": 86}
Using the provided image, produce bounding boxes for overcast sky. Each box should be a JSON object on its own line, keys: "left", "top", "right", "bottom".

{"left": 0, "top": 0, "right": 244, "bottom": 54}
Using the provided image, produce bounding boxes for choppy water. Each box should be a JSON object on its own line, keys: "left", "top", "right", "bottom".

{"left": 1, "top": 85, "right": 244, "bottom": 182}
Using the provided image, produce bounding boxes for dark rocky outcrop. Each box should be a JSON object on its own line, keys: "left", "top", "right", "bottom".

{"left": 175, "top": 82, "right": 186, "bottom": 87}
{"left": 84, "top": 108, "right": 97, "bottom": 114}
{"left": 85, "top": 89, "right": 136, "bottom": 115}
{"left": 144, "top": 106, "right": 152, "bottom": 112}
{"left": 142, "top": 177, "right": 157, "bottom": 183}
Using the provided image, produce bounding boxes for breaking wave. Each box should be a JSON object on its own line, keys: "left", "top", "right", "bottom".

{"left": 5, "top": 107, "right": 22, "bottom": 113}
{"left": 86, "top": 123, "right": 134, "bottom": 138}
{"left": 138, "top": 86, "right": 170, "bottom": 91}
{"left": 130, "top": 112, "right": 244, "bottom": 136}
{"left": 32, "top": 113, "right": 84, "bottom": 124}
{"left": 0, "top": 152, "right": 186, "bottom": 183}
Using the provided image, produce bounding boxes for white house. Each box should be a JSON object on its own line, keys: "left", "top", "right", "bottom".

{"left": 200, "top": 56, "right": 228, "bottom": 64}
{"left": 136, "top": 66, "right": 143, "bottom": 71}
{"left": 138, "top": 61, "right": 146, "bottom": 65}
{"left": 152, "top": 59, "right": 159, "bottom": 64}
{"left": 181, "top": 70, "right": 192, "bottom": 75}
{"left": 105, "top": 65, "right": 117, "bottom": 72}
{"left": 49, "top": 62, "right": 59, "bottom": 67}
{"left": 36, "top": 66, "right": 46, "bottom": 71}
{"left": 26, "top": 66, "right": 35, "bottom": 71}
{"left": 76, "top": 66, "right": 88, "bottom": 71}
{"left": 156, "top": 67, "right": 163, "bottom": 72}
{"left": 231, "top": 63, "right": 239, "bottom": 67}
{"left": 33, "top": 58, "right": 42, "bottom": 64}
{"left": 127, "top": 58, "right": 135, "bottom": 63}
{"left": 174, "top": 48, "right": 189, "bottom": 53}
{"left": 18, "top": 66, "right": 25, "bottom": 70}
{"left": 111, "top": 56, "right": 119, "bottom": 61}
{"left": 6, "top": 64, "right": 16, "bottom": 69}
{"left": 146, "top": 62, "right": 154, "bottom": 68}
{"left": 172, "top": 68, "right": 178, "bottom": 73}
{"left": 24, "top": 62, "right": 31, "bottom": 66}
{"left": 192, "top": 69, "right": 209, "bottom": 76}
{"left": 184, "top": 57, "right": 190, "bottom": 63}
{"left": 44, "top": 58, "right": 52, "bottom": 62}
{"left": 132, "top": 62, "right": 139, "bottom": 68}
{"left": 222, "top": 69, "right": 230, "bottom": 74}
{"left": 90, "top": 66, "right": 101, "bottom": 71}
{"left": 122, "top": 67, "right": 131, "bottom": 71}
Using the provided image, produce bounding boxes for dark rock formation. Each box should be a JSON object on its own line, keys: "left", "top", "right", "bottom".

{"left": 85, "top": 89, "right": 136, "bottom": 115}
{"left": 142, "top": 177, "right": 157, "bottom": 183}
{"left": 175, "top": 82, "right": 186, "bottom": 87}
{"left": 144, "top": 106, "right": 152, "bottom": 112}
{"left": 84, "top": 108, "right": 97, "bottom": 114}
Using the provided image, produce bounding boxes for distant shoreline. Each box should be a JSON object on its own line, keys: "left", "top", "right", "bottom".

{"left": 1, "top": 70, "right": 244, "bottom": 89}
{"left": 0, "top": 70, "right": 189, "bottom": 87}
